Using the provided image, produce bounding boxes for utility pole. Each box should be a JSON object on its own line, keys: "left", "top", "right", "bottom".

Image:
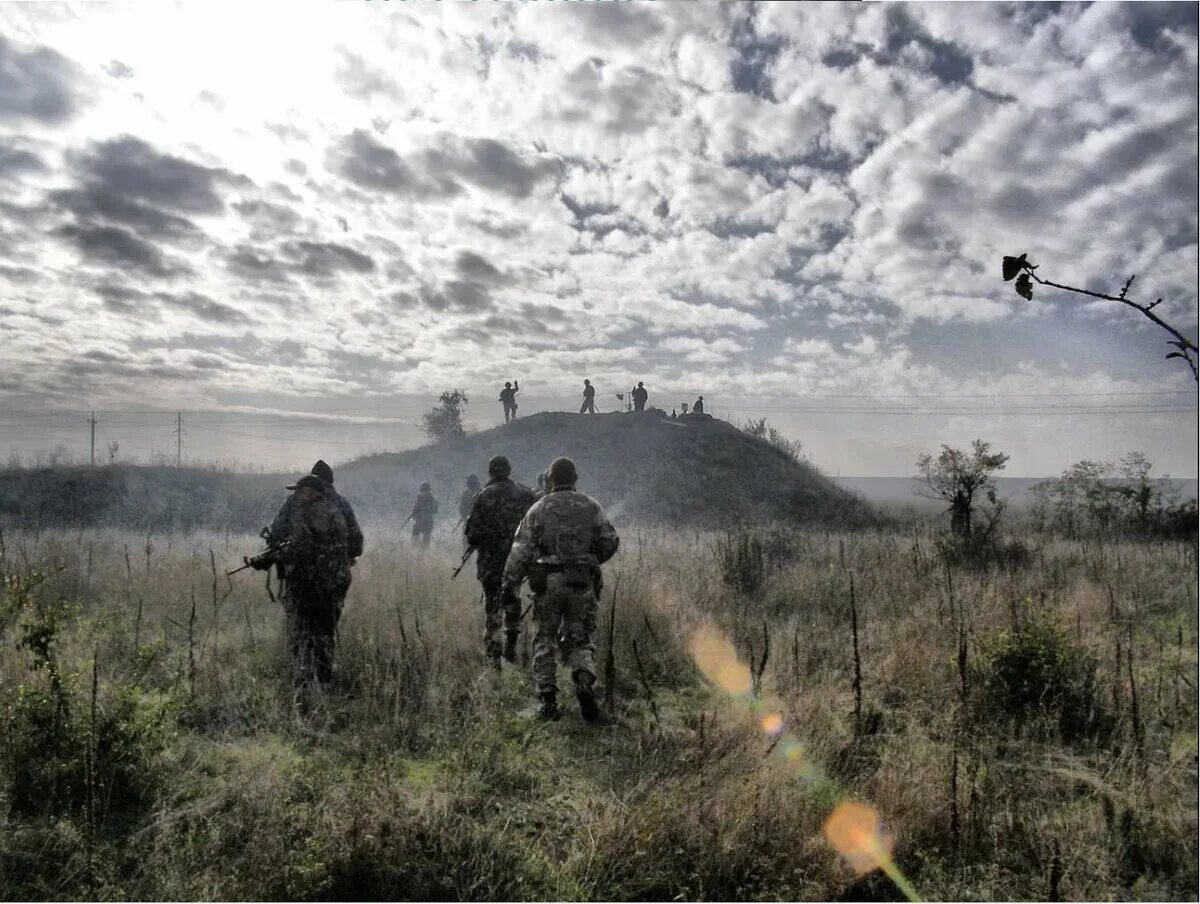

{"left": 88, "top": 411, "right": 96, "bottom": 466}
{"left": 174, "top": 412, "right": 184, "bottom": 466}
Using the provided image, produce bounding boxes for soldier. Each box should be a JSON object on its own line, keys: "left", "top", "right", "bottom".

{"left": 410, "top": 482, "right": 438, "bottom": 546}
{"left": 580, "top": 378, "right": 597, "bottom": 414}
{"left": 631, "top": 381, "right": 648, "bottom": 412}
{"left": 309, "top": 460, "right": 364, "bottom": 565}
{"left": 504, "top": 457, "right": 619, "bottom": 721}
{"left": 258, "top": 473, "right": 351, "bottom": 709}
{"left": 459, "top": 473, "right": 481, "bottom": 524}
{"left": 532, "top": 469, "right": 549, "bottom": 502}
{"left": 693, "top": 395, "right": 705, "bottom": 415}
{"left": 680, "top": 401, "right": 690, "bottom": 417}
{"left": 464, "top": 455, "right": 535, "bottom": 667}
{"left": 499, "top": 380, "right": 520, "bottom": 423}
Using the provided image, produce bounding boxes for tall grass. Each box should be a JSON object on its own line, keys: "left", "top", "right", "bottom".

{"left": 0, "top": 523, "right": 1195, "bottom": 900}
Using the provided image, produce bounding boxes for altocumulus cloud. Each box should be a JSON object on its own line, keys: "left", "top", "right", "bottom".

{"left": 0, "top": 1, "right": 1193, "bottom": 476}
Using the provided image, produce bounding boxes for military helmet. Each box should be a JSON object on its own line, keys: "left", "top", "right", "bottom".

{"left": 466, "top": 473, "right": 480, "bottom": 487}
{"left": 548, "top": 456, "right": 578, "bottom": 489}
{"left": 310, "top": 459, "right": 334, "bottom": 484}
{"left": 504, "top": 381, "right": 512, "bottom": 388}
{"left": 419, "top": 481, "right": 431, "bottom": 492}
{"left": 637, "top": 381, "right": 644, "bottom": 387}
{"left": 488, "top": 455, "right": 511, "bottom": 478}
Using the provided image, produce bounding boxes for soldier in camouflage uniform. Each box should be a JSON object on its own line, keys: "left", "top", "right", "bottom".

{"left": 504, "top": 457, "right": 619, "bottom": 721}
{"left": 459, "top": 474, "right": 481, "bottom": 523}
{"left": 410, "top": 482, "right": 438, "bottom": 546}
{"left": 259, "top": 474, "right": 352, "bottom": 708}
{"left": 465, "top": 456, "right": 535, "bottom": 666}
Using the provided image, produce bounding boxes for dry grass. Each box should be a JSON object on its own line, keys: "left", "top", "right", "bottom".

{"left": 0, "top": 522, "right": 1196, "bottom": 900}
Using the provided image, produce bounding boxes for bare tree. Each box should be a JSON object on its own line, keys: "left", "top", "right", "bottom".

{"left": 1001, "top": 253, "right": 1198, "bottom": 381}
{"left": 916, "top": 440, "right": 1010, "bottom": 540}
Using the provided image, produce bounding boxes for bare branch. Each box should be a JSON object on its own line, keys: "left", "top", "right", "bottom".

{"left": 1003, "top": 256, "right": 1197, "bottom": 381}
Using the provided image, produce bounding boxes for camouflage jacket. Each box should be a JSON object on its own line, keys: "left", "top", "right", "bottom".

{"left": 270, "top": 486, "right": 363, "bottom": 559}
{"left": 411, "top": 492, "right": 438, "bottom": 527}
{"left": 270, "top": 486, "right": 351, "bottom": 594}
{"left": 503, "top": 488, "right": 619, "bottom": 586}
{"left": 465, "top": 477, "right": 535, "bottom": 578}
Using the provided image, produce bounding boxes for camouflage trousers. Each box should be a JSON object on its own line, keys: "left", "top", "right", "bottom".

{"left": 412, "top": 522, "right": 433, "bottom": 546}
{"left": 481, "top": 574, "right": 522, "bottom": 657}
{"left": 283, "top": 584, "right": 343, "bottom": 689}
{"left": 532, "top": 574, "right": 597, "bottom": 695}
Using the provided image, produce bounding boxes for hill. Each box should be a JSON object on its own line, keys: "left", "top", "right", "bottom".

{"left": 0, "top": 411, "right": 873, "bottom": 532}
{"left": 339, "top": 411, "right": 873, "bottom": 528}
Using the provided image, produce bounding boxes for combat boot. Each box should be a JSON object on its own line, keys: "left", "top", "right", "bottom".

{"left": 537, "top": 691, "right": 560, "bottom": 721}
{"left": 503, "top": 631, "right": 519, "bottom": 663}
{"left": 573, "top": 670, "right": 599, "bottom": 722}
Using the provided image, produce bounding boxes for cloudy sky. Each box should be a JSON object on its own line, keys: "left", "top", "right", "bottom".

{"left": 0, "top": 2, "right": 1196, "bottom": 476}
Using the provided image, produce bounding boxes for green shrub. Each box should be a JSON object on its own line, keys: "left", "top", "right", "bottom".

{"left": 976, "top": 618, "right": 1110, "bottom": 744}
{"left": 0, "top": 570, "right": 173, "bottom": 822}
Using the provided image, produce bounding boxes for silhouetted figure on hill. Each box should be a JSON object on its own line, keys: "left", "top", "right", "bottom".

{"left": 693, "top": 395, "right": 705, "bottom": 416}
{"left": 410, "top": 482, "right": 438, "bottom": 546}
{"left": 580, "top": 379, "right": 597, "bottom": 414}
{"left": 680, "top": 402, "right": 689, "bottom": 417}
{"left": 631, "top": 381, "right": 648, "bottom": 412}
{"left": 499, "top": 380, "right": 520, "bottom": 423}
{"left": 504, "top": 456, "right": 619, "bottom": 722}
{"left": 465, "top": 455, "right": 535, "bottom": 667}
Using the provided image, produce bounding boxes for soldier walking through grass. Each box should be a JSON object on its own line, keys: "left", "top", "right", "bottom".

{"left": 464, "top": 456, "right": 535, "bottom": 667}
{"left": 503, "top": 457, "right": 619, "bottom": 721}
{"left": 260, "top": 473, "right": 352, "bottom": 711}
{"left": 410, "top": 482, "right": 438, "bottom": 546}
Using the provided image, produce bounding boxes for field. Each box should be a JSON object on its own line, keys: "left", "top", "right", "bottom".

{"left": 1, "top": 521, "right": 1196, "bottom": 901}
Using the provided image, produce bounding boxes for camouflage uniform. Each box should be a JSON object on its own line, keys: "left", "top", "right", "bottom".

{"left": 411, "top": 488, "right": 438, "bottom": 545}
{"left": 465, "top": 476, "right": 535, "bottom": 659}
{"left": 267, "top": 481, "right": 351, "bottom": 693}
{"left": 503, "top": 488, "right": 619, "bottom": 696}
{"left": 269, "top": 481, "right": 362, "bottom": 613}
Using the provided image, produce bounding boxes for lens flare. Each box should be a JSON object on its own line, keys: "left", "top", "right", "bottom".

{"left": 823, "top": 800, "right": 895, "bottom": 875}
{"left": 687, "top": 624, "right": 921, "bottom": 903}
{"left": 688, "top": 625, "right": 752, "bottom": 696}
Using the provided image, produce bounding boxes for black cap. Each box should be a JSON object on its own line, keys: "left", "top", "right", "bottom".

{"left": 548, "top": 456, "right": 577, "bottom": 489}
{"left": 287, "top": 474, "right": 327, "bottom": 492}
{"left": 488, "top": 455, "right": 511, "bottom": 478}
{"left": 311, "top": 459, "right": 333, "bottom": 484}
{"left": 419, "top": 481, "right": 431, "bottom": 492}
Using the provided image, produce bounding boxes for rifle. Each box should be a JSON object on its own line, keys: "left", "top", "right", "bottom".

{"left": 227, "top": 527, "right": 291, "bottom": 576}
{"left": 451, "top": 546, "right": 475, "bottom": 579}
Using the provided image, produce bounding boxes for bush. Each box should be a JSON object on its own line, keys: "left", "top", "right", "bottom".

{"left": 0, "top": 570, "right": 172, "bottom": 823}
{"left": 714, "top": 529, "right": 766, "bottom": 596}
{"left": 976, "top": 617, "right": 1110, "bottom": 744}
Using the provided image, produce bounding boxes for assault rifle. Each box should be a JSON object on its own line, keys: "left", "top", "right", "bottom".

{"left": 451, "top": 545, "right": 475, "bottom": 579}
{"left": 227, "top": 526, "right": 291, "bottom": 577}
